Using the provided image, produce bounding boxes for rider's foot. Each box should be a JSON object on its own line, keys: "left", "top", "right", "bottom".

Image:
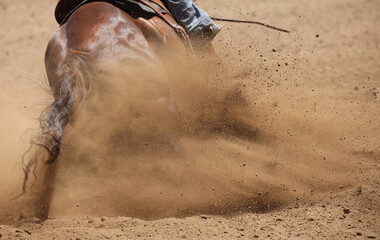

{"left": 190, "top": 24, "right": 222, "bottom": 42}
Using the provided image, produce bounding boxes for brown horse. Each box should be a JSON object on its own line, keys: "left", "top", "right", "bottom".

{"left": 23, "top": 0, "right": 213, "bottom": 220}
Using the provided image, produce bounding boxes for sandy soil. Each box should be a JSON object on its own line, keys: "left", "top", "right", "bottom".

{"left": 0, "top": 0, "right": 379, "bottom": 239}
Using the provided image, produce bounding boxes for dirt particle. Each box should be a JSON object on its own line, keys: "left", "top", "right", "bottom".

{"left": 356, "top": 186, "right": 362, "bottom": 195}
{"left": 343, "top": 208, "right": 350, "bottom": 214}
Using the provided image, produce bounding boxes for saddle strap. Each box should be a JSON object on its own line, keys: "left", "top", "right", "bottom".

{"left": 137, "top": 0, "right": 194, "bottom": 54}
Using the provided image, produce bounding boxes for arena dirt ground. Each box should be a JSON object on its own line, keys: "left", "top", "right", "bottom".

{"left": 0, "top": 0, "right": 379, "bottom": 239}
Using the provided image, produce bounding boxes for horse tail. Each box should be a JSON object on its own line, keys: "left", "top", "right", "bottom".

{"left": 40, "top": 51, "right": 91, "bottom": 154}
{"left": 16, "top": 51, "right": 91, "bottom": 198}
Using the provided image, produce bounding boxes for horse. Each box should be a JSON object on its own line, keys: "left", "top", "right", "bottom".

{"left": 21, "top": 0, "right": 215, "bottom": 220}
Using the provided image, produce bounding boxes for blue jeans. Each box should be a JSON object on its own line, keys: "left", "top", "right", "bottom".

{"left": 162, "top": 0, "right": 215, "bottom": 35}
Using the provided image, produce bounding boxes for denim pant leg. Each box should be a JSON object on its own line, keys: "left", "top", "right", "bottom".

{"left": 162, "top": 0, "right": 214, "bottom": 34}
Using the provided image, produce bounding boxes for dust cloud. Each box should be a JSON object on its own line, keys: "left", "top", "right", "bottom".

{"left": 16, "top": 53, "right": 354, "bottom": 220}
{"left": 0, "top": 88, "right": 51, "bottom": 223}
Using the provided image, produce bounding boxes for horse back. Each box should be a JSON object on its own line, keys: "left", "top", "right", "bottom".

{"left": 55, "top": 0, "right": 184, "bottom": 49}
{"left": 56, "top": 0, "right": 172, "bottom": 25}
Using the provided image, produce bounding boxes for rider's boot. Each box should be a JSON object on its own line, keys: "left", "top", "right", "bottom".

{"left": 188, "top": 23, "right": 222, "bottom": 42}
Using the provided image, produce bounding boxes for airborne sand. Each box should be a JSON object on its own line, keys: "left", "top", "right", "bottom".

{"left": 0, "top": 0, "right": 379, "bottom": 239}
